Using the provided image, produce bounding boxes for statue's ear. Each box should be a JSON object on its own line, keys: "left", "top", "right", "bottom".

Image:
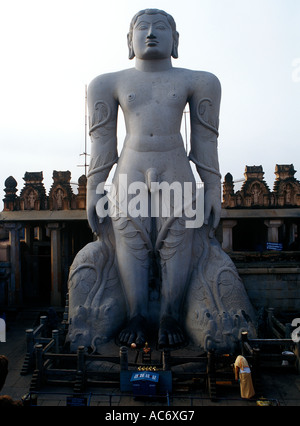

{"left": 127, "top": 33, "right": 135, "bottom": 60}
{"left": 171, "top": 31, "right": 179, "bottom": 59}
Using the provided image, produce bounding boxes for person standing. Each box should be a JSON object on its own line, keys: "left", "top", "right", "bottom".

{"left": 234, "top": 355, "right": 255, "bottom": 399}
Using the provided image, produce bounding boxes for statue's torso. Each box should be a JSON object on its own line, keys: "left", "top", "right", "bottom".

{"left": 114, "top": 67, "right": 201, "bottom": 153}
{"left": 111, "top": 68, "right": 196, "bottom": 182}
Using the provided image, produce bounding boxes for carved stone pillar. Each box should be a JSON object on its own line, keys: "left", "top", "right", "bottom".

{"left": 5, "top": 223, "right": 22, "bottom": 305}
{"left": 47, "top": 223, "right": 63, "bottom": 306}
{"left": 222, "top": 220, "right": 237, "bottom": 251}
{"left": 24, "top": 225, "right": 33, "bottom": 247}
{"left": 264, "top": 219, "right": 284, "bottom": 243}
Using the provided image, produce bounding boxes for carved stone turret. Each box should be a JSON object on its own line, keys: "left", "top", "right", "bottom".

{"left": 49, "top": 170, "right": 76, "bottom": 210}
{"left": 3, "top": 176, "right": 19, "bottom": 211}
{"left": 241, "top": 165, "right": 270, "bottom": 207}
{"left": 76, "top": 175, "right": 87, "bottom": 210}
{"left": 20, "top": 172, "right": 47, "bottom": 210}
{"left": 273, "top": 164, "right": 300, "bottom": 207}
{"left": 222, "top": 166, "right": 271, "bottom": 208}
{"left": 222, "top": 173, "right": 235, "bottom": 208}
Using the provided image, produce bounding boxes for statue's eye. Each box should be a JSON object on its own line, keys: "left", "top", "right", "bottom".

{"left": 156, "top": 25, "right": 167, "bottom": 30}
{"left": 136, "top": 23, "right": 149, "bottom": 31}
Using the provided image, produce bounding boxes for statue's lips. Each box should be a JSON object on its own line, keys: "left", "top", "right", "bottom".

{"left": 146, "top": 41, "right": 159, "bottom": 46}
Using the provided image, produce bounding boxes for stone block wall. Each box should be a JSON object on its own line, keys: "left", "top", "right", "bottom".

{"left": 240, "top": 269, "right": 300, "bottom": 312}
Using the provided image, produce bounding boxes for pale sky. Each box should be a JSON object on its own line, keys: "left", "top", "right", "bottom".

{"left": 0, "top": 0, "right": 299, "bottom": 204}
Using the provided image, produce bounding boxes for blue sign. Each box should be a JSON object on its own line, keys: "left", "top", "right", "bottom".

{"left": 66, "top": 396, "right": 88, "bottom": 406}
{"left": 266, "top": 242, "right": 283, "bottom": 251}
{"left": 131, "top": 372, "right": 159, "bottom": 382}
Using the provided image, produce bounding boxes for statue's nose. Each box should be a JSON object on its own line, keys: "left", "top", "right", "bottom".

{"left": 147, "top": 32, "right": 156, "bottom": 39}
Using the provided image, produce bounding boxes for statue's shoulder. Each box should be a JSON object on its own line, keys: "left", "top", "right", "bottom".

{"left": 190, "top": 69, "right": 221, "bottom": 91}
{"left": 88, "top": 69, "right": 133, "bottom": 97}
{"left": 173, "top": 68, "right": 220, "bottom": 93}
{"left": 175, "top": 69, "right": 221, "bottom": 100}
{"left": 89, "top": 71, "right": 118, "bottom": 92}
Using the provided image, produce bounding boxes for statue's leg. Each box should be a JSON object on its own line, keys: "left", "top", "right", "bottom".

{"left": 112, "top": 214, "right": 151, "bottom": 347}
{"left": 157, "top": 217, "right": 194, "bottom": 348}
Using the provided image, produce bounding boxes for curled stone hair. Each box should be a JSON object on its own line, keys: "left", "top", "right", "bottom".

{"left": 127, "top": 8, "right": 179, "bottom": 59}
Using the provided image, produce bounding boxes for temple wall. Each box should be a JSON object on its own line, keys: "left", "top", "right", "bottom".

{"left": 239, "top": 268, "right": 300, "bottom": 312}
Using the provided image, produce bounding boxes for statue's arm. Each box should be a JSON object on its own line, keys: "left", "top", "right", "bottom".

{"left": 189, "top": 72, "right": 222, "bottom": 236}
{"left": 87, "top": 74, "right": 119, "bottom": 235}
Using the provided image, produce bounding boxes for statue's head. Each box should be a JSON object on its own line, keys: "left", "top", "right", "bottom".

{"left": 127, "top": 9, "right": 179, "bottom": 60}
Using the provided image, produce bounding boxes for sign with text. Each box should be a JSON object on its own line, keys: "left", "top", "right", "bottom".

{"left": 66, "top": 396, "right": 88, "bottom": 406}
{"left": 266, "top": 242, "right": 283, "bottom": 251}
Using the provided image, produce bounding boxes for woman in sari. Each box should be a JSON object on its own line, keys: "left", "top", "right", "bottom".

{"left": 234, "top": 355, "right": 255, "bottom": 399}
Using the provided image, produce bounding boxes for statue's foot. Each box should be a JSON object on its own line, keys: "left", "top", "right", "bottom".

{"left": 119, "top": 314, "right": 147, "bottom": 347}
{"left": 158, "top": 315, "right": 186, "bottom": 348}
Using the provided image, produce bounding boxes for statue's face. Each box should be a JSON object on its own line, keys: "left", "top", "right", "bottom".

{"left": 131, "top": 13, "right": 174, "bottom": 60}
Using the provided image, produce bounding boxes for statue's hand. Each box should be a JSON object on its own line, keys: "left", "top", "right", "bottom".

{"left": 204, "top": 188, "right": 221, "bottom": 238}
{"left": 87, "top": 189, "right": 104, "bottom": 236}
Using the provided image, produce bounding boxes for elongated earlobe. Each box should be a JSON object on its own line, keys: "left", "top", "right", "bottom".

{"left": 127, "top": 33, "right": 135, "bottom": 60}
{"left": 171, "top": 31, "right": 179, "bottom": 59}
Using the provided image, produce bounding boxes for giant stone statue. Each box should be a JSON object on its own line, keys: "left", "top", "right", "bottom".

{"left": 67, "top": 9, "right": 256, "bottom": 353}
